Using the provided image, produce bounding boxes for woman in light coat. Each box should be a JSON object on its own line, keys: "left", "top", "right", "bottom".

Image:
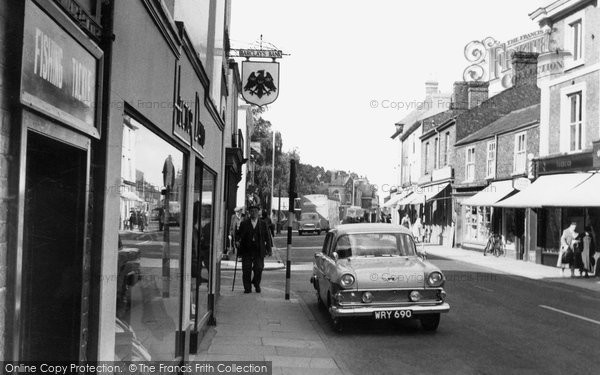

{"left": 557, "top": 222, "right": 577, "bottom": 277}
{"left": 412, "top": 216, "right": 424, "bottom": 243}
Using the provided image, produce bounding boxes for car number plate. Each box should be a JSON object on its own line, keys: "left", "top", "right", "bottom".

{"left": 374, "top": 310, "right": 412, "bottom": 319}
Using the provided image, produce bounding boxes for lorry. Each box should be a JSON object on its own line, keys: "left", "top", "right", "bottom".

{"left": 299, "top": 194, "right": 340, "bottom": 234}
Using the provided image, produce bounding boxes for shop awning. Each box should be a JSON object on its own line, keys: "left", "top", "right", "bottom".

{"left": 462, "top": 180, "right": 515, "bottom": 207}
{"left": 559, "top": 173, "right": 600, "bottom": 207}
{"left": 494, "top": 173, "right": 592, "bottom": 208}
{"left": 397, "top": 191, "right": 426, "bottom": 206}
{"left": 120, "top": 191, "right": 144, "bottom": 202}
{"left": 423, "top": 182, "right": 450, "bottom": 202}
{"left": 382, "top": 191, "right": 409, "bottom": 208}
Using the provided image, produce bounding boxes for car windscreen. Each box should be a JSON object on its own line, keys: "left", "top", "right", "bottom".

{"left": 335, "top": 233, "right": 416, "bottom": 258}
{"left": 301, "top": 213, "right": 319, "bottom": 221}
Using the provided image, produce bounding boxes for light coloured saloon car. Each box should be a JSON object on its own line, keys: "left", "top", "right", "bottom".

{"left": 311, "top": 223, "right": 450, "bottom": 331}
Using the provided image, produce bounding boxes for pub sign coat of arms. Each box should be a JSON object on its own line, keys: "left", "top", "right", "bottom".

{"left": 241, "top": 61, "right": 280, "bottom": 106}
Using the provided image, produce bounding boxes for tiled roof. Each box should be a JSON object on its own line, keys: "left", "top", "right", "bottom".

{"left": 455, "top": 104, "right": 540, "bottom": 146}
{"left": 392, "top": 93, "right": 452, "bottom": 139}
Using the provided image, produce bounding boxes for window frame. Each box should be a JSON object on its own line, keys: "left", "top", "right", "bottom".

{"left": 465, "top": 146, "right": 475, "bottom": 182}
{"left": 560, "top": 83, "right": 586, "bottom": 153}
{"left": 443, "top": 132, "right": 450, "bottom": 166}
{"left": 513, "top": 132, "right": 527, "bottom": 173}
{"left": 486, "top": 140, "right": 496, "bottom": 178}
{"left": 564, "top": 12, "right": 585, "bottom": 70}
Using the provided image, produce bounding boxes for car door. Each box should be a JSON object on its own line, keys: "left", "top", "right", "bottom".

{"left": 316, "top": 232, "right": 334, "bottom": 300}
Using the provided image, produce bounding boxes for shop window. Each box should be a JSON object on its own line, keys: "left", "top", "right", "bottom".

{"left": 465, "top": 147, "right": 475, "bottom": 181}
{"left": 191, "top": 162, "right": 216, "bottom": 335}
{"left": 513, "top": 132, "right": 526, "bottom": 173}
{"left": 464, "top": 205, "right": 492, "bottom": 244}
{"left": 115, "top": 116, "right": 186, "bottom": 361}
{"left": 486, "top": 140, "right": 496, "bottom": 178}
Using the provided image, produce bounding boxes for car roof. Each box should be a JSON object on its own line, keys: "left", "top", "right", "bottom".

{"left": 332, "top": 223, "right": 413, "bottom": 235}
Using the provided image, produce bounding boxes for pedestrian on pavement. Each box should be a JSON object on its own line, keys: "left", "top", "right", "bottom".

{"left": 412, "top": 216, "right": 424, "bottom": 243}
{"left": 228, "top": 206, "right": 244, "bottom": 260}
{"left": 262, "top": 209, "right": 275, "bottom": 237}
{"left": 401, "top": 213, "right": 411, "bottom": 229}
{"left": 236, "top": 205, "right": 272, "bottom": 293}
{"left": 558, "top": 222, "right": 578, "bottom": 277}
{"left": 580, "top": 226, "right": 595, "bottom": 278}
{"left": 129, "top": 210, "right": 136, "bottom": 231}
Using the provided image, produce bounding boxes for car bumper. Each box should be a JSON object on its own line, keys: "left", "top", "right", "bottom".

{"left": 330, "top": 303, "right": 450, "bottom": 317}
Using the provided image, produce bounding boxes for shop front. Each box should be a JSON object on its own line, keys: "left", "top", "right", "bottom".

{"left": 7, "top": 0, "right": 103, "bottom": 360}
{"left": 100, "top": 1, "right": 226, "bottom": 362}
{"left": 460, "top": 180, "right": 524, "bottom": 258}
{"left": 496, "top": 149, "right": 600, "bottom": 265}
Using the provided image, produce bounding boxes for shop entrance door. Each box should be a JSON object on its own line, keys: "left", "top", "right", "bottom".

{"left": 20, "top": 129, "right": 90, "bottom": 360}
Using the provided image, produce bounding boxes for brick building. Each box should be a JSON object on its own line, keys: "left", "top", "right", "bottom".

{"left": 497, "top": 0, "right": 600, "bottom": 266}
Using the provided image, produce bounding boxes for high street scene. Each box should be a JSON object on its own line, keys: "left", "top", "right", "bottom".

{"left": 1, "top": 0, "right": 600, "bottom": 374}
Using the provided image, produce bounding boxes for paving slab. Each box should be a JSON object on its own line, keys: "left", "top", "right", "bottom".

{"left": 191, "top": 282, "right": 347, "bottom": 374}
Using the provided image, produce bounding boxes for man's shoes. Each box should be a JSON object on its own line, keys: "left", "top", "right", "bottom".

{"left": 244, "top": 289, "right": 251, "bottom": 294}
{"left": 255, "top": 286, "right": 261, "bottom": 293}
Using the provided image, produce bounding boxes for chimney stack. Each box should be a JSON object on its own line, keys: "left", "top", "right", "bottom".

{"left": 450, "top": 82, "right": 468, "bottom": 110}
{"left": 425, "top": 81, "right": 439, "bottom": 98}
{"left": 467, "top": 81, "right": 489, "bottom": 109}
{"left": 512, "top": 51, "right": 539, "bottom": 87}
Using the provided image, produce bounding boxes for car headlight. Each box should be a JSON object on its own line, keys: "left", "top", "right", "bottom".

{"left": 427, "top": 271, "right": 444, "bottom": 287}
{"left": 340, "top": 274, "right": 355, "bottom": 288}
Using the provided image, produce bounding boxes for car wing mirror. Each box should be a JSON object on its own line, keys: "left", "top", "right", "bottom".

{"left": 332, "top": 251, "right": 339, "bottom": 261}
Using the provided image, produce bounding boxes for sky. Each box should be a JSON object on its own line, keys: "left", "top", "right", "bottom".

{"left": 230, "top": 0, "right": 547, "bottom": 200}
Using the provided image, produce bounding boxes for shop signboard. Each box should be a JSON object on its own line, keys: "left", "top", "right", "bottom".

{"left": 241, "top": 61, "right": 280, "bottom": 106}
{"left": 537, "top": 151, "right": 593, "bottom": 175}
{"left": 21, "top": 0, "right": 100, "bottom": 138}
{"left": 463, "top": 29, "right": 560, "bottom": 92}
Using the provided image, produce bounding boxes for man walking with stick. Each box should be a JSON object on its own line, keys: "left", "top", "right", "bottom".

{"left": 236, "top": 204, "right": 272, "bottom": 293}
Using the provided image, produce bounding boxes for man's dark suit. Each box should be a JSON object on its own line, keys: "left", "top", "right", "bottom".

{"left": 236, "top": 217, "right": 272, "bottom": 292}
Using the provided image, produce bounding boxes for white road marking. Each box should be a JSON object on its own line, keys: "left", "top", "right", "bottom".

{"left": 539, "top": 305, "right": 600, "bottom": 326}
{"left": 473, "top": 285, "right": 494, "bottom": 292}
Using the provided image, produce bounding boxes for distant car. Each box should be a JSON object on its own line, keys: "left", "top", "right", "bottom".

{"left": 311, "top": 223, "right": 450, "bottom": 332}
{"left": 298, "top": 212, "right": 322, "bottom": 235}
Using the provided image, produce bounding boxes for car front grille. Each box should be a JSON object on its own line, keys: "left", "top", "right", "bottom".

{"left": 338, "top": 289, "right": 442, "bottom": 305}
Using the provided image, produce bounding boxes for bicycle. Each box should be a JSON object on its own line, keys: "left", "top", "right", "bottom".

{"left": 484, "top": 233, "right": 506, "bottom": 257}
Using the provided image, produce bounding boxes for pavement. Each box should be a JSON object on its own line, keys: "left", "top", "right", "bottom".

{"left": 425, "top": 244, "right": 600, "bottom": 293}
{"left": 191, "top": 285, "right": 348, "bottom": 375}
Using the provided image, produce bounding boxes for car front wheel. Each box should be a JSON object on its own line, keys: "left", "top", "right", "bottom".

{"left": 420, "top": 313, "right": 440, "bottom": 331}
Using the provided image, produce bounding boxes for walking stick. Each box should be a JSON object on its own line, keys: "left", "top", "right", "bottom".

{"left": 231, "top": 237, "right": 238, "bottom": 291}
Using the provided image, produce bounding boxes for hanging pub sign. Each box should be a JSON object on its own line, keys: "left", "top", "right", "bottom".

{"left": 241, "top": 61, "right": 280, "bottom": 107}
{"left": 20, "top": 0, "right": 101, "bottom": 138}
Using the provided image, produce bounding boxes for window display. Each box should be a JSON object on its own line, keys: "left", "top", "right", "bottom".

{"left": 115, "top": 115, "right": 186, "bottom": 360}
{"left": 191, "top": 161, "right": 216, "bottom": 329}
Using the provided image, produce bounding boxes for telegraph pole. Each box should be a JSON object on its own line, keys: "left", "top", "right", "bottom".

{"left": 286, "top": 159, "right": 296, "bottom": 300}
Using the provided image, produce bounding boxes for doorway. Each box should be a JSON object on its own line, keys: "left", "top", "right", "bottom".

{"left": 20, "top": 130, "right": 88, "bottom": 360}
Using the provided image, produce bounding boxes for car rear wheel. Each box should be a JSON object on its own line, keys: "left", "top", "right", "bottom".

{"left": 317, "top": 230, "right": 321, "bottom": 235}
{"left": 298, "top": 231, "right": 303, "bottom": 236}
{"left": 420, "top": 313, "right": 440, "bottom": 331}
